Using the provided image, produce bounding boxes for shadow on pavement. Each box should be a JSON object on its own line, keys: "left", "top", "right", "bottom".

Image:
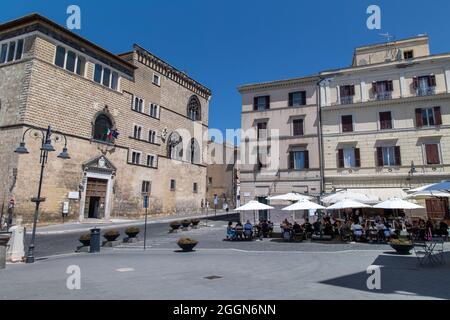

{"left": 320, "top": 252, "right": 450, "bottom": 299}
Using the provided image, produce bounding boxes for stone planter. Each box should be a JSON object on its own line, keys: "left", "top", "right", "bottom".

{"left": 390, "top": 243, "right": 413, "bottom": 255}
{"left": 125, "top": 232, "right": 139, "bottom": 239}
{"left": 104, "top": 234, "right": 120, "bottom": 242}
{"left": 178, "top": 243, "right": 197, "bottom": 252}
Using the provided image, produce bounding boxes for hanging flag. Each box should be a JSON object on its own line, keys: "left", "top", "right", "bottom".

{"left": 112, "top": 130, "right": 120, "bottom": 139}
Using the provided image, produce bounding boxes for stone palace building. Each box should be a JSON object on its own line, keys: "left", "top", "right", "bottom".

{"left": 0, "top": 14, "right": 211, "bottom": 223}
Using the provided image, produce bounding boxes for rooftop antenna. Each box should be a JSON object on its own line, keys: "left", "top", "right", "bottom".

{"left": 379, "top": 32, "right": 395, "bottom": 42}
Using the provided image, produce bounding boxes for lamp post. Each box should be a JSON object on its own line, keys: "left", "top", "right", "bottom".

{"left": 15, "top": 125, "right": 70, "bottom": 264}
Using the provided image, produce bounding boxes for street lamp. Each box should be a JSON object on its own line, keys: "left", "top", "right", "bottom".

{"left": 15, "top": 125, "right": 70, "bottom": 264}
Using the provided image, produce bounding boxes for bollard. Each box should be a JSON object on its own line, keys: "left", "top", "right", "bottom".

{"left": 89, "top": 228, "right": 101, "bottom": 253}
{"left": 0, "top": 232, "right": 12, "bottom": 269}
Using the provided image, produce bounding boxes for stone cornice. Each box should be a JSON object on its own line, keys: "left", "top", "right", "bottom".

{"left": 133, "top": 44, "right": 212, "bottom": 100}
{"left": 238, "top": 75, "right": 319, "bottom": 94}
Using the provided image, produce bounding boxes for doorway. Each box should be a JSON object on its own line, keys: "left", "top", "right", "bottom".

{"left": 257, "top": 196, "right": 269, "bottom": 221}
{"left": 84, "top": 178, "right": 108, "bottom": 219}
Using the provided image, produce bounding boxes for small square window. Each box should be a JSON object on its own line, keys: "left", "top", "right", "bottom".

{"left": 153, "top": 74, "right": 161, "bottom": 86}
{"left": 141, "top": 181, "right": 151, "bottom": 194}
{"left": 403, "top": 50, "right": 414, "bottom": 60}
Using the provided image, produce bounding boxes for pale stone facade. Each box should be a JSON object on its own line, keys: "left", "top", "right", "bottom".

{"left": 0, "top": 14, "right": 211, "bottom": 223}
{"left": 238, "top": 76, "right": 322, "bottom": 204}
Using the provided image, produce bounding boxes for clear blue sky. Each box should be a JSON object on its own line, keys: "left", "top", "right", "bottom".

{"left": 2, "top": 0, "right": 450, "bottom": 144}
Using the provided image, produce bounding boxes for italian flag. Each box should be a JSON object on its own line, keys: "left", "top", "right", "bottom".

{"left": 104, "top": 128, "right": 113, "bottom": 140}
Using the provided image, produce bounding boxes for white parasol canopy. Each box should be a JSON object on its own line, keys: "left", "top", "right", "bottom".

{"left": 267, "top": 193, "right": 312, "bottom": 202}
{"left": 327, "top": 199, "right": 372, "bottom": 210}
{"left": 282, "top": 199, "right": 326, "bottom": 211}
{"left": 235, "top": 200, "right": 274, "bottom": 211}
{"left": 322, "top": 190, "right": 379, "bottom": 204}
{"left": 373, "top": 198, "right": 424, "bottom": 210}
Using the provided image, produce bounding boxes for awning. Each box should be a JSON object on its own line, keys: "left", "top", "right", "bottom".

{"left": 351, "top": 188, "right": 408, "bottom": 202}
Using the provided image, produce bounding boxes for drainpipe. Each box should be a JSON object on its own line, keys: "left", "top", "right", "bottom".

{"left": 317, "top": 76, "right": 335, "bottom": 201}
{"left": 316, "top": 78, "right": 325, "bottom": 201}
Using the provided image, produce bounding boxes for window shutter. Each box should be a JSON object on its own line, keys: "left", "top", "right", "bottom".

{"left": 434, "top": 106, "right": 442, "bottom": 125}
{"left": 340, "top": 86, "right": 346, "bottom": 97}
{"left": 304, "top": 151, "right": 309, "bottom": 169}
{"left": 355, "top": 148, "right": 361, "bottom": 168}
{"left": 415, "top": 108, "right": 423, "bottom": 127}
{"left": 386, "top": 80, "right": 394, "bottom": 92}
{"left": 395, "top": 146, "right": 402, "bottom": 166}
{"left": 372, "top": 82, "right": 378, "bottom": 94}
{"left": 413, "top": 77, "right": 419, "bottom": 90}
{"left": 338, "top": 149, "right": 344, "bottom": 168}
{"left": 253, "top": 97, "right": 258, "bottom": 111}
{"left": 288, "top": 93, "right": 293, "bottom": 107}
{"left": 301, "top": 91, "right": 307, "bottom": 105}
{"left": 289, "top": 152, "right": 294, "bottom": 169}
{"left": 376, "top": 148, "right": 384, "bottom": 167}
{"left": 349, "top": 85, "right": 355, "bottom": 96}
{"left": 266, "top": 96, "right": 271, "bottom": 109}
{"left": 429, "top": 75, "right": 436, "bottom": 87}
{"left": 426, "top": 144, "right": 440, "bottom": 165}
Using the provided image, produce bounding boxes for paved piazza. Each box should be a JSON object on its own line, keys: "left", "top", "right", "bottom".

{"left": 1, "top": 221, "right": 449, "bottom": 300}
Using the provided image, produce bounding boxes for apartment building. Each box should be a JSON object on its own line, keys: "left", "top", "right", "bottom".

{"left": 320, "top": 36, "right": 450, "bottom": 219}
{"left": 238, "top": 76, "right": 322, "bottom": 206}
{"left": 0, "top": 14, "right": 211, "bottom": 223}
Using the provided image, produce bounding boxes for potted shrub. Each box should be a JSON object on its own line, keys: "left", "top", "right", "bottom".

{"left": 170, "top": 221, "right": 181, "bottom": 231}
{"left": 125, "top": 226, "right": 140, "bottom": 238}
{"left": 177, "top": 238, "right": 198, "bottom": 252}
{"left": 191, "top": 219, "right": 200, "bottom": 228}
{"left": 79, "top": 233, "right": 91, "bottom": 247}
{"left": 181, "top": 219, "right": 191, "bottom": 229}
{"left": 389, "top": 238, "right": 414, "bottom": 255}
{"left": 104, "top": 230, "right": 120, "bottom": 242}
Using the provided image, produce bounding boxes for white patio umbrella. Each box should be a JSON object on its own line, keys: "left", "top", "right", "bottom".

{"left": 235, "top": 201, "right": 274, "bottom": 223}
{"left": 373, "top": 198, "right": 424, "bottom": 210}
{"left": 322, "top": 190, "right": 378, "bottom": 204}
{"left": 282, "top": 199, "right": 326, "bottom": 211}
{"left": 282, "top": 199, "right": 326, "bottom": 221}
{"left": 373, "top": 198, "right": 424, "bottom": 220}
{"left": 326, "top": 199, "right": 372, "bottom": 210}
{"left": 267, "top": 193, "right": 312, "bottom": 202}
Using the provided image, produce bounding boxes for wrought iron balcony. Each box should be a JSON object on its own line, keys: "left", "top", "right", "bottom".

{"left": 416, "top": 86, "right": 436, "bottom": 97}
{"left": 340, "top": 96, "right": 354, "bottom": 105}
{"left": 376, "top": 92, "right": 392, "bottom": 101}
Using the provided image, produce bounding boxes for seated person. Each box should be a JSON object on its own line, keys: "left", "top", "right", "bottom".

{"left": 261, "top": 220, "right": 270, "bottom": 238}
{"left": 293, "top": 222, "right": 303, "bottom": 234}
{"left": 339, "top": 221, "right": 352, "bottom": 241}
{"left": 235, "top": 222, "right": 244, "bottom": 240}
{"left": 226, "top": 221, "right": 236, "bottom": 240}
{"left": 351, "top": 221, "right": 364, "bottom": 241}
{"left": 302, "top": 219, "right": 314, "bottom": 235}
{"left": 313, "top": 220, "right": 321, "bottom": 235}
{"left": 244, "top": 220, "right": 253, "bottom": 239}
{"left": 323, "top": 221, "right": 334, "bottom": 237}
{"left": 267, "top": 221, "right": 274, "bottom": 234}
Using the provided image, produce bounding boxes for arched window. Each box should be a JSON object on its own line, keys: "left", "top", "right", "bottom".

{"left": 187, "top": 95, "right": 201, "bottom": 121}
{"left": 187, "top": 138, "right": 201, "bottom": 164}
{"left": 93, "top": 114, "right": 113, "bottom": 142}
{"left": 168, "top": 132, "right": 183, "bottom": 161}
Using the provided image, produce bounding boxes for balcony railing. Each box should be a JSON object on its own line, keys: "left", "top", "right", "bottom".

{"left": 417, "top": 86, "right": 436, "bottom": 97}
{"left": 376, "top": 92, "right": 392, "bottom": 101}
{"left": 340, "top": 96, "right": 354, "bottom": 105}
